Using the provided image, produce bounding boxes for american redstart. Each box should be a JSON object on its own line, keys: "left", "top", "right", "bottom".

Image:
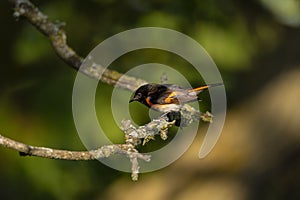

{"left": 129, "top": 83, "right": 223, "bottom": 113}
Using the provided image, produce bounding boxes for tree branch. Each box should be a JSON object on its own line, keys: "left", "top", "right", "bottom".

{"left": 10, "top": 0, "right": 147, "bottom": 91}
{"left": 0, "top": 133, "right": 150, "bottom": 161}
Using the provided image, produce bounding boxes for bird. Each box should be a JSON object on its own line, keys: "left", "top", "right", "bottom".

{"left": 129, "top": 83, "right": 222, "bottom": 113}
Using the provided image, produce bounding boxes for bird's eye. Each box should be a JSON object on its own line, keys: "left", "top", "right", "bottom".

{"left": 136, "top": 93, "right": 142, "bottom": 98}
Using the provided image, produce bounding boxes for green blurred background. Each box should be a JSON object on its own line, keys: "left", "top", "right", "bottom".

{"left": 1, "top": 0, "right": 300, "bottom": 199}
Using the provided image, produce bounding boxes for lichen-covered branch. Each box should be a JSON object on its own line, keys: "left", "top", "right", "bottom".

{"left": 11, "top": 0, "right": 82, "bottom": 69}
{"left": 0, "top": 134, "right": 150, "bottom": 162}
{"left": 0, "top": 132, "right": 151, "bottom": 180}
{"left": 10, "top": 0, "right": 147, "bottom": 91}
{"left": 121, "top": 104, "right": 213, "bottom": 146}
{"left": 0, "top": 104, "right": 210, "bottom": 180}
{"left": 118, "top": 105, "right": 212, "bottom": 180}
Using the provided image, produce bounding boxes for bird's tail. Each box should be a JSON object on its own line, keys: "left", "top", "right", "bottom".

{"left": 188, "top": 83, "right": 223, "bottom": 92}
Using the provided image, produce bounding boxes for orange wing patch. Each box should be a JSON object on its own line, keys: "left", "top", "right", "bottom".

{"left": 164, "top": 92, "right": 179, "bottom": 104}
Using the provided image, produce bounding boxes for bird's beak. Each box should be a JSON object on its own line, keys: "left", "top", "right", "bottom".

{"left": 129, "top": 98, "right": 136, "bottom": 103}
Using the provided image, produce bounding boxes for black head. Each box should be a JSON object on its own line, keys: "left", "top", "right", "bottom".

{"left": 129, "top": 84, "right": 151, "bottom": 106}
{"left": 129, "top": 83, "right": 169, "bottom": 107}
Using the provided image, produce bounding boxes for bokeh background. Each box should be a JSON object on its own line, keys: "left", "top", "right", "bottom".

{"left": 1, "top": 0, "right": 300, "bottom": 199}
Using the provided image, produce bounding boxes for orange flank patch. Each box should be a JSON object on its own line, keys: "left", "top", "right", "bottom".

{"left": 164, "top": 92, "right": 178, "bottom": 104}
{"left": 145, "top": 97, "right": 153, "bottom": 107}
